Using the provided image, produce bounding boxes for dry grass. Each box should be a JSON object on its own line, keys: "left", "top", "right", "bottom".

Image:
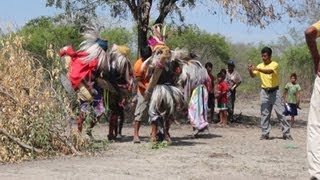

{"left": 0, "top": 34, "right": 89, "bottom": 162}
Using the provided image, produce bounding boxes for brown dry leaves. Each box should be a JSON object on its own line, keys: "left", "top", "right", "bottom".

{"left": 0, "top": 35, "right": 87, "bottom": 162}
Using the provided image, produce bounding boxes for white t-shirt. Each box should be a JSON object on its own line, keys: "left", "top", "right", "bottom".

{"left": 226, "top": 70, "right": 242, "bottom": 89}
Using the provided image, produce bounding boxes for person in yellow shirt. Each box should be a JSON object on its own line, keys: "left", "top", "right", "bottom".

{"left": 305, "top": 21, "right": 320, "bottom": 180}
{"left": 248, "top": 46, "right": 292, "bottom": 140}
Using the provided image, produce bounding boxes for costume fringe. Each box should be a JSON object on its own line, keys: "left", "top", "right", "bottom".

{"left": 179, "top": 60, "right": 210, "bottom": 100}
{"left": 149, "top": 85, "right": 185, "bottom": 121}
{"left": 109, "top": 44, "right": 133, "bottom": 87}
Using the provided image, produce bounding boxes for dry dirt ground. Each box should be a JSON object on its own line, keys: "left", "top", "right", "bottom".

{"left": 0, "top": 99, "right": 310, "bottom": 180}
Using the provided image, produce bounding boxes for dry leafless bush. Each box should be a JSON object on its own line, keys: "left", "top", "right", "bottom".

{"left": 0, "top": 34, "right": 90, "bottom": 163}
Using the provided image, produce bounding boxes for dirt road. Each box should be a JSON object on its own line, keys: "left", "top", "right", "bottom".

{"left": 0, "top": 100, "right": 310, "bottom": 180}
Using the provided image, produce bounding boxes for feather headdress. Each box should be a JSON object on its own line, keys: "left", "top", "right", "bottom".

{"left": 109, "top": 44, "right": 133, "bottom": 86}
{"left": 78, "top": 26, "right": 108, "bottom": 70}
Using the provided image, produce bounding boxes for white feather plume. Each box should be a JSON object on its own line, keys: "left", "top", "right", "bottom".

{"left": 78, "top": 26, "right": 108, "bottom": 70}
{"left": 109, "top": 44, "right": 133, "bottom": 85}
{"left": 179, "top": 60, "right": 210, "bottom": 100}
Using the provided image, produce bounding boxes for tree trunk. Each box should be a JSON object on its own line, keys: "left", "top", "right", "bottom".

{"left": 137, "top": 26, "right": 148, "bottom": 56}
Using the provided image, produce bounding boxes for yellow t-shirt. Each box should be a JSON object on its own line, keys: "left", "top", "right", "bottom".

{"left": 253, "top": 61, "right": 280, "bottom": 88}
{"left": 312, "top": 21, "right": 320, "bottom": 37}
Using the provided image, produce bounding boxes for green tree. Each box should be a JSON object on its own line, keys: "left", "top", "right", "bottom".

{"left": 18, "top": 16, "right": 81, "bottom": 68}
{"left": 101, "top": 27, "right": 134, "bottom": 47}
{"left": 166, "top": 24, "right": 229, "bottom": 66}
{"left": 101, "top": 27, "right": 136, "bottom": 60}
{"left": 46, "top": 0, "right": 303, "bottom": 52}
{"left": 283, "top": 44, "right": 313, "bottom": 94}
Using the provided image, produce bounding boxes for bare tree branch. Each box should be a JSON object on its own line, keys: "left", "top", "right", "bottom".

{"left": 0, "top": 128, "right": 43, "bottom": 154}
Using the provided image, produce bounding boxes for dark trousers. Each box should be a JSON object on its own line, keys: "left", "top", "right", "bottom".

{"left": 227, "top": 89, "right": 236, "bottom": 120}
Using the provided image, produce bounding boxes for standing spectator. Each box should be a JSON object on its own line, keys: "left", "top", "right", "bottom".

{"left": 205, "top": 62, "right": 215, "bottom": 122}
{"left": 132, "top": 46, "right": 152, "bottom": 143}
{"left": 247, "top": 46, "right": 292, "bottom": 140}
{"left": 216, "top": 72, "right": 228, "bottom": 127}
{"left": 283, "top": 73, "right": 302, "bottom": 127}
{"left": 305, "top": 21, "right": 320, "bottom": 180}
{"left": 225, "top": 60, "right": 242, "bottom": 121}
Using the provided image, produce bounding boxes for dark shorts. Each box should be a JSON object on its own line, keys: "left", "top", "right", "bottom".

{"left": 284, "top": 103, "right": 298, "bottom": 116}
{"left": 208, "top": 93, "right": 215, "bottom": 109}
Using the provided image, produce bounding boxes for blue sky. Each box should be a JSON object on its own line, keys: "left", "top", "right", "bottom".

{"left": 0, "top": 0, "right": 307, "bottom": 44}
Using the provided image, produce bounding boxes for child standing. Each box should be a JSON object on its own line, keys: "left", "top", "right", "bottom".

{"left": 283, "top": 73, "right": 302, "bottom": 127}
{"left": 216, "top": 72, "right": 228, "bottom": 126}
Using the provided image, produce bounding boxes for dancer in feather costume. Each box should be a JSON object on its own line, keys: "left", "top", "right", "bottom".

{"left": 179, "top": 59, "right": 212, "bottom": 134}
{"left": 102, "top": 44, "right": 133, "bottom": 140}
{"left": 60, "top": 26, "right": 133, "bottom": 140}
{"left": 59, "top": 26, "right": 109, "bottom": 136}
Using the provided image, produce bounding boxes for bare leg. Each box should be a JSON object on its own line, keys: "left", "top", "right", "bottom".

{"left": 223, "top": 111, "right": 228, "bottom": 126}
{"left": 118, "top": 111, "right": 124, "bottom": 137}
{"left": 133, "top": 120, "right": 141, "bottom": 143}
{"left": 164, "top": 119, "right": 172, "bottom": 144}
{"left": 291, "top": 116, "right": 295, "bottom": 128}
{"left": 219, "top": 111, "right": 223, "bottom": 124}
{"left": 108, "top": 113, "right": 118, "bottom": 140}
{"left": 150, "top": 121, "right": 157, "bottom": 142}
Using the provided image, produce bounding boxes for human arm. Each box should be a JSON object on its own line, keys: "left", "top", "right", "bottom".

{"left": 215, "top": 84, "right": 222, "bottom": 99}
{"left": 305, "top": 23, "right": 320, "bottom": 76}
{"left": 283, "top": 87, "right": 288, "bottom": 103}
{"left": 296, "top": 85, "right": 302, "bottom": 107}
{"left": 135, "top": 76, "right": 147, "bottom": 92}
{"left": 215, "top": 83, "right": 228, "bottom": 98}
{"left": 296, "top": 90, "right": 301, "bottom": 107}
{"left": 230, "top": 72, "right": 242, "bottom": 91}
{"left": 247, "top": 64, "right": 257, "bottom": 77}
{"left": 230, "top": 80, "right": 242, "bottom": 91}
{"left": 253, "top": 67, "right": 274, "bottom": 74}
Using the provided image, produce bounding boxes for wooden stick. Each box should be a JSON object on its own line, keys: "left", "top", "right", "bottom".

{"left": 49, "top": 129, "right": 84, "bottom": 156}
{"left": 0, "top": 128, "right": 43, "bottom": 153}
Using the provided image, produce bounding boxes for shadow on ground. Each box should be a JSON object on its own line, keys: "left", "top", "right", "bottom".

{"left": 230, "top": 113, "right": 307, "bottom": 128}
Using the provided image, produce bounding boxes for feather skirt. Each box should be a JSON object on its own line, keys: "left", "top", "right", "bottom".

{"left": 149, "top": 85, "right": 185, "bottom": 121}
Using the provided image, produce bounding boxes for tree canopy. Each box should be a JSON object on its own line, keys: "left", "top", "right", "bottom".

{"left": 46, "top": 0, "right": 307, "bottom": 51}
{"left": 166, "top": 25, "right": 230, "bottom": 64}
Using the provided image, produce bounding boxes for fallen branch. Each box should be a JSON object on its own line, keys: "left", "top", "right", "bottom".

{"left": 49, "top": 128, "right": 84, "bottom": 156}
{"left": 0, "top": 128, "right": 43, "bottom": 153}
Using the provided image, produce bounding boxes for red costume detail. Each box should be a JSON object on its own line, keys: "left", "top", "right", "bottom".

{"left": 59, "top": 46, "right": 98, "bottom": 90}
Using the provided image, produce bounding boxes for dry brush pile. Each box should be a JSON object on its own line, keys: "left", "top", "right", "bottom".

{"left": 0, "top": 35, "right": 90, "bottom": 163}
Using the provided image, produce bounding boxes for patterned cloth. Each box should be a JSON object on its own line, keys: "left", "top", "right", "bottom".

{"left": 188, "top": 84, "right": 209, "bottom": 130}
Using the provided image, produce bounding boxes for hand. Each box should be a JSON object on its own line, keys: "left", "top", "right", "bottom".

{"left": 247, "top": 64, "right": 256, "bottom": 71}
{"left": 143, "top": 90, "right": 152, "bottom": 101}
{"left": 90, "top": 88, "right": 98, "bottom": 96}
{"left": 230, "top": 84, "right": 236, "bottom": 91}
